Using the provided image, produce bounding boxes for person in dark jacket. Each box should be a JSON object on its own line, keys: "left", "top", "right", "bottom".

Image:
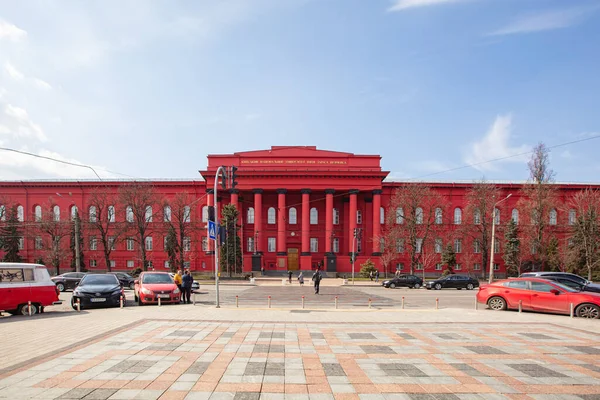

{"left": 288, "top": 270, "right": 293, "bottom": 284}
{"left": 182, "top": 270, "right": 193, "bottom": 304}
{"left": 312, "top": 268, "right": 322, "bottom": 294}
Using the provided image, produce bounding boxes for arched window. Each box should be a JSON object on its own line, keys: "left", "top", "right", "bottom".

{"left": 71, "top": 205, "right": 78, "bottom": 220}
{"left": 89, "top": 206, "right": 97, "bottom": 223}
{"left": 108, "top": 205, "right": 115, "bottom": 222}
{"left": 416, "top": 207, "right": 423, "bottom": 224}
{"left": 202, "top": 206, "right": 208, "bottom": 223}
{"left": 17, "top": 205, "right": 24, "bottom": 222}
{"left": 356, "top": 210, "right": 362, "bottom": 224}
{"left": 333, "top": 208, "right": 339, "bottom": 225}
{"left": 247, "top": 207, "right": 255, "bottom": 224}
{"left": 310, "top": 207, "right": 318, "bottom": 225}
{"left": 34, "top": 205, "right": 42, "bottom": 222}
{"left": 184, "top": 206, "right": 191, "bottom": 223}
{"left": 0, "top": 205, "right": 4, "bottom": 222}
{"left": 474, "top": 208, "right": 481, "bottom": 225}
{"left": 435, "top": 208, "right": 442, "bottom": 224}
{"left": 380, "top": 207, "right": 385, "bottom": 225}
{"left": 53, "top": 205, "right": 60, "bottom": 222}
{"left": 145, "top": 206, "right": 153, "bottom": 222}
{"left": 289, "top": 207, "right": 297, "bottom": 224}
{"left": 268, "top": 207, "right": 276, "bottom": 224}
{"left": 511, "top": 208, "right": 519, "bottom": 224}
{"left": 126, "top": 206, "right": 133, "bottom": 222}
{"left": 494, "top": 208, "right": 500, "bottom": 225}
{"left": 549, "top": 209, "right": 557, "bottom": 225}
{"left": 453, "top": 207, "right": 462, "bottom": 225}
{"left": 396, "top": 208, "right": 404, "bottom": 224}
{"left": 164, "top": 205, "right": 172, "bottom": 222}
{"left": 568, "top": 209, "right": 576, "bottom": 225}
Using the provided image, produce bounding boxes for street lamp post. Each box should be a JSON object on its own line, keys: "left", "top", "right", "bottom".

{"left": 488, "top": 194, "right": 512, "bottom": 284}
{"left": 213, "top": 166, "right": 227, "bottom": 308}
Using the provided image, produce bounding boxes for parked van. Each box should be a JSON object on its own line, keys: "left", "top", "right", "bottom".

{"left": 0, "top": 263, "right": 62, "bottom": 315}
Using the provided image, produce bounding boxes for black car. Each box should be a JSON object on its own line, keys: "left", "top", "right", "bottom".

{"left": 71, "top": 274, "right": 125, "bottom": 310}
{"left": 51, "top": 272, "right": 86, "bottom": 292}
{"left": 382, "top": 275, "right": 423, "bottom": 289}
{"left": 520, "top": 272, "right": 600, "bottom": 294}
{"left": 111, "top": 272, "right": 136, "bottom": 290}
{"left": 425, "top": 274, "right": 479, "bottom": 290}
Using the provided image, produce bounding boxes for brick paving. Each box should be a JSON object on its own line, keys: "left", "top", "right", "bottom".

{"left": 1, "top": 317, "right": 599, "bottom": 400}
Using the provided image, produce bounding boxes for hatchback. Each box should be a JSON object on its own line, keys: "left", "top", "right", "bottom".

{"left": 134, "top": 272, "right": 180, "bottom": 305}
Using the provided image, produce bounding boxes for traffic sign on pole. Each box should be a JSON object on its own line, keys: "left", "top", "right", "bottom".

{"left": 208, "top": 220, "right": 217, "bottom": 240}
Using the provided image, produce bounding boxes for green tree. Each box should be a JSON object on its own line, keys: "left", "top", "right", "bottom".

{"left": 441, "top": 244, "right": 456, "bottom": 275}
{"left": 359, "top": 258, "right": 377, "bottom": 278}
{"left": 0, "top": 206, "right": 23, "bottom": 263}
{"left": 69, "top": 210, "right": 85, "bottom": 271}
{"left": 219, "top": 204, "right": 242, "bottom": 276}
{"left": 164, "top": 225, "right": 179, "bottom": 273}
{"left": 503, "top": 219, "right": 522, "bottom": 277}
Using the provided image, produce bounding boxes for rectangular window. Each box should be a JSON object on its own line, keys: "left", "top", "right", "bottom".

{"left": 310, "top": 238, "right": 318, "bottom": 253}
{"left": 0, "top": 268, "right": 34, "bottom": 282}
{"left": 396, "top": 263, "right": 404, "bottom": 271}
{"left": 108, "top": 206, "right": 115, "bottom": 223}
{"left": 35, "top": 236, "right": 43, "bottom": 250}
{"left": 90, "top": 259, "right": 97, "bottom": 268}
{"left": 356, "top": 210, "right": 362, "bottom": 224}
{"left": 416, "top": 238, "right": 423, "bottom": 253}
{"left": 333, "top": 238, "right": 339, "bottom": 253}
{"left": 333, "top": 209, "right": 339, "bottom": 225}
{"left": 127, "top": 238, "right": 134, "bottom": 251}
{"left": 435, "top": 263, "right": 442, "bottom": 271}
{"left": 110, "top": 260, "right": 116, "bottom": 269}
{"left": 454, "top": 264, "right": 461, "bottom": 270}
{"left": 18, "top": 237, "right": 24, "bottom": 250}
{"left": 183, "top": 237, "right": 191, "bottom": 252}
{"left": 454, "top": 239, "right": 462, "bottom": 254}
{"left": 379, "top": 238, "right": 385, "bottom": 253}
{"left": 396, "top": 239, "right": 404, "bottom": 253}
{"left": 202, "top": 237, "right": 208, "bottom": 251}
{"left": 435, "top": 238, "right": 442, "bottom": 254}
{"left": 108, "top": 236, "right": 115, "bottom": 250}
{"left": 145, "top": 236, "right": 153, "bottom": 251}
{"left": 416, "top": 263, "right": 423, "bottom": 270}
{"left": 247, "top": 237, "right": 254, "bottom": 252}
{"left": 473, "top": 263, "right": 481, "bottom": 271}
{"left": 127, "top": 260, "right": 134, "bottom": 268}
{"left": 493, "top": 263, "right": 499, "bottom": 271}
{"left": 474, "top": 239, "right": 481, "bottom": 254}
{"left": 357, "top": 238, "right": 362, "bottom": 253}
{"left": 89, "top": 236, "right": 97, "bottom": 251}
{"left": 494, "top": 240, "right": 500, "bottom": 254}
{"left": 164, "top": 236, "right": 168, "bottom": 249}
{"left": 183, "top": 261, "right": 190, "bottom": 269}
{"left": 268, "top": 238, "right": 276, "bottom": 252}
{"left": 164, "top": 260, "right": 170, "bottom": 269}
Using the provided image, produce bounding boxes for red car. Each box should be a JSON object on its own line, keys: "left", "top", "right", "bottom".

{"left": 477, "top": 277, "right": 600, "bottom": 319}
{"left": 134, "top": 272, "right": 180, "bottom": 305}
{"left": 0, "top": 263, "right": 62, "bottom": 315}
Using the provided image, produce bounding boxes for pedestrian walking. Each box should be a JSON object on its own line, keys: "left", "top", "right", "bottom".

{"left": 174, "top": 270, "right": 183, "bottom": 303}
{"left": 298, "top": 271, "right": 304, "bottom": 286}
{"left": 288, "top": 270, "right": 293, "bottom": 284}
{"left": 261, "top": 266, "right": 265, "bottom": 276}
{"left": 369, "top": 271, "right": 373, "bottom": 281}
{"left": 182, "top": 270, "right": 193, "bottom": 304}
{"left": 375, "top": 270, "right": 380, "bottom": 283}
{"left": 312, "top": 268, "right": 322, "bottom": 294}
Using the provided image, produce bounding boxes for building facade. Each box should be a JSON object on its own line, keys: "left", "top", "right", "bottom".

{"left": 0, "top": 146, "right": 595, "bottom": 277}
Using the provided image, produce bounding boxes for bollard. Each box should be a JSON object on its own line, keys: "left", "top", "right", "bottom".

{"left": 474, "top": 297, "right": 478, "bottom": 310}
{"left": 77, "top": 298, "right": 81, "bottom": 312}
{"left": 193, "top": 292, "right": 196, "bottom": 306}
{"left": 28, "top": 300, "right": 32, "bottom": 316}
{"left": 236, "top": 295, "right": 239, "bottom": 308}
{"left": 120, "top": 296, "right": 123, "bottom": 309}
{"left": 570, "top": 303, "right": 574, "bottom": 318}
{"left": 435, "top": 298, "right": 439, "bottom": 310}
{"left": 518, "top": 300, "right": 522, "bottom": 313}
{"left": 335, "top": 296, "right": 338, "bottom": 309}
{"left": 368, "top": 298, "right": 372, "bottom": 309}
{"left": 401, "top": 296, "right": 405, "bottom": 310}
{"left": 302, "top": 296, "right": 305, "bottom": 309}
{"left": 158, "top": 297, "right": 161, "bottom": 307}
{"left": 268, "top": 296, "right": 271, "bottom": 308}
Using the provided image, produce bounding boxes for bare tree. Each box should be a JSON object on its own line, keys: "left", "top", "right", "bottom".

{"left": 163, "top": 191, "right": 203, "bottom": 271}
{"left": 517, "top": 143, "right": 559, "bottom": 271}
{"left": 118, "top": 183, "right": 161, "bottom": 271}
{"left": 35, "top": 201, "right": 71, "bottom": 275}
{"left": 385, "top": 183, "right": 445, "bottom": 274}
{"left": 567, "top": 189, "right": 600, "bottom": 280}
{"left": 420, "top": 237, "right": 442, "bottom": 280}
{"left": 87, "top": 188, "right": 126, "bottom": 272}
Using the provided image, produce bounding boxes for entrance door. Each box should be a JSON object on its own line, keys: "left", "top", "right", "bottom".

{"left": 287, "top": 248, "right": 299, "bottom": 271}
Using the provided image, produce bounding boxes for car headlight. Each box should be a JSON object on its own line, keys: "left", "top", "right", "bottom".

{"left": 173, "top": 288, "right": 180, "bottom": 294}
{"left": 112, "top": 289, "right": 122, "bottom": 296}
{"left": 141, "top": 288, "right": 153, "bottom": 295}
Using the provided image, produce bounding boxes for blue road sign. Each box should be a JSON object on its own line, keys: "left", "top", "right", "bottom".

{"left": 208, "top": 220, "right": 216, "bottom": 240}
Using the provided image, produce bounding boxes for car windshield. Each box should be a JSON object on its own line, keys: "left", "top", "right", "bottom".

{"left": 142, "top": 274, "right": 173, "bottom": 284}
{"left": 80, "top": 275, "right": 119, "bottom": 285}
{"left": 547, "top": 281, "right": 579, "bottom": 293}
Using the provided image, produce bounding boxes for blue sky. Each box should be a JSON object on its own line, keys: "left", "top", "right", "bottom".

{"left": 0, "top": 0, "right": 599, "bottom": 183}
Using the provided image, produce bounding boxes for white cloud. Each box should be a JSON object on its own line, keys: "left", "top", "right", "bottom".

{"left": 0, "top": 20, "right": 27, "bottom": 41}
{"left": 32, "top": 78, "right": 52, "bottom": 90}
{"left": 489, "top": 7, "right": 595, "bottom": 36}
{"left": 0, "top": 103, "right": 47, "bottom": 142}
{"left": 388, "top": 0, "right": 466, "bottom": 12}
{"left": 4, "top": 62, "right": 24, "bottom": 80}
{"left": 464, "top": 114, "right": 530, "bottom": 171}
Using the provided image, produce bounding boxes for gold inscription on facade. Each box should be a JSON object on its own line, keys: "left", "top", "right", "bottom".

{"left": 240, "top": 160, "right": 347, "bottom": 165}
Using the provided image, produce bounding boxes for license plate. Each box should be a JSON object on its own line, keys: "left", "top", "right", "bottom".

{"left": 158, "top": 294, "right": 170, "bottom": 299}
{"left": 90, "top": 298, "right": 106, "bottom": 302}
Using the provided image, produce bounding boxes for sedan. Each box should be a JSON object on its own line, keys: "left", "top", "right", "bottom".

{"left": 477, "top": 277, "right": 600, "bottom": 319}
{"left": 134, "top": 272, "right": 181, "bottom": 305}
{"left": 51, "top": 272, "right": 86, "bottom": 292}
{"left": 111, "top": 272, "right": 136, "bottom": 290}
{"left": 382, "top": 275, "right": 423, "bottom": 289}
{"left": 426, "top": 274, "right": 479, "bottom": 290}
{"left": 71, "top": 274, "right": 125, "bottom": 310}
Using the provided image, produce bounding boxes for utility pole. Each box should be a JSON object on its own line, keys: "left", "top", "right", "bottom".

{"left": 74, "top": 211, "right": 81, "bottom": 273}
{"left": 488, "top": 194, "right": 512, "bottom": 283}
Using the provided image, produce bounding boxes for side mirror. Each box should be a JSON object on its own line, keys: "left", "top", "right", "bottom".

{"left": 134, "top": 280, "right": 139, "bottom": 285}
{"left": 550, "top": 289, "right": 560, "bottom": 295}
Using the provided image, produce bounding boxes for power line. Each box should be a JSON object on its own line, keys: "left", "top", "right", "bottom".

{"left": 405, "top": 134, "right": 600, "bottom": 181}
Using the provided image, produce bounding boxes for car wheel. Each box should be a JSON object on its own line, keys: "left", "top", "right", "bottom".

{"left": 390, "top": 283, "right": 396, "bottom": 289}
{"left": 413, "top": 283, "right": 421, "bottom": 289}
{"left": 467, "top": 283, "right": 474, "bottom": 290}
{"left": 18, "top": 303, "right": 38, "bottom": 315}
{"left": 56, "top": 283, "right": 65, "bottom": 292}
{"left": 434, "top": 283, "right": 442, "bottom": 290}
{"left": 575, "top": 303, "right": 600, "bottom": 319}
{"left": 488, "top": 296, "right": 506, "bottom": 311}
{"left": 138, "top": 297, "right": 144, "bottom": 306}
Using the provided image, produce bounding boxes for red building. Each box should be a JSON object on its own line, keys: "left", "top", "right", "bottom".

{"left": 0, "top": 146, "right": 595, "bottom": 277}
